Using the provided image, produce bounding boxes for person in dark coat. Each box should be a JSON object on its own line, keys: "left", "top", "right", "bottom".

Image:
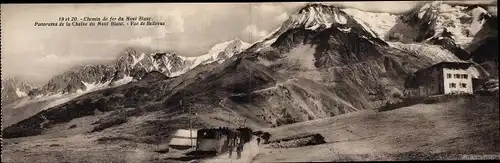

{"left": 236, "top": 140, "right": 244, "bottom": 159}
{"left": 228, "top": 138, "right": 234, "bottom": 158}
{"left": 228, "top": 131, "right": 237, "bottom": 158}
{"left": 257, "top": 137, "right": 261, "bottom": 145}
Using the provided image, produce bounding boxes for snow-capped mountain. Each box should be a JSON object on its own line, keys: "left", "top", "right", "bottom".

{"left": 245, "top": 3, "right": 387, "bottom": 53}
{"left": 385, "top": 2, "right": 496, "bottom": 46}
{"left": 1, "top": 76, "right": 37, "bottom": 105}
{"left": 340, "top": 2, "right": 496, "bottom": 48}
{"left": 341, "top": 8, "right": 398, "bottom": 39}
{"left": 24, "top": 39, "right": 250, "bottom": 98}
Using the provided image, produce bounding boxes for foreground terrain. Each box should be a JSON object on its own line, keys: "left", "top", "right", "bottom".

{"left": 3, "top": 95, "right": 499, "bottom": 162}
{"left": 254, "top": 95, "right": 500, "bottom": 162}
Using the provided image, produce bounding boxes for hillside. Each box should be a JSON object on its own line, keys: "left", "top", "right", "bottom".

{"left": 253, "top": 95, "right": 499, "bottom": 162}
{"left": 3, "top": 94, "right": 498, "bottom": 162}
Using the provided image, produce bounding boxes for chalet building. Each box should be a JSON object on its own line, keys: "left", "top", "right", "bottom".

{"left": 169, "top": 129, "right": 198, "bottom": 150}
{"left": 405, "top": 62, "right": 477, "bottom": 97}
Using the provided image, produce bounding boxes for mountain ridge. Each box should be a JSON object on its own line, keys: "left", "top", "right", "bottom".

{"left": 1, "top": 39, "right": 250, "bottom": 107}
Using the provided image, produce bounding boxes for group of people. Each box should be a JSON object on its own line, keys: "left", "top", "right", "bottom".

{"left": 254, "top": 131, "right": 271, "bottom": 145}
{"left": 228, "top": 136, "right": 245, "bottom": 159}
{"left": 227, "top": 130, "right": 271, "bottom": 159}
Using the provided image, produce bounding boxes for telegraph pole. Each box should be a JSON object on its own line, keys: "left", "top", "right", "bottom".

{"left": 189, "top": 105, "right": 193, "bottom": 147}
{"left": 181, "top": 98, "right": 193, "bottom": 147}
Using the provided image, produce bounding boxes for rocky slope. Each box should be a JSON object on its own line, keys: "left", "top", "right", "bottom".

{"left": 4, "top": 39, "right": 249, "bottom": 103}
{"left": 1, "top": 77, "right": 37, "bottom": 105}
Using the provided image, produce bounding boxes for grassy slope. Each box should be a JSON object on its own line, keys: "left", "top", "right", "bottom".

{"left": 253, "top": 95, "right": 499, "bottom": 162}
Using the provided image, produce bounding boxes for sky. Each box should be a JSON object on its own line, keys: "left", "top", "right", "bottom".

{"left": 1, "top": 1, "right": 497, "bottom": 85}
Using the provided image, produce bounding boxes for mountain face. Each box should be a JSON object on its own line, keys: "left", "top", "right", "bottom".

{"left": 164, "top": 3, "right": 468, "bottom": 126}
{"left": 342, "top": 2, "right": 497, "bottom": 52}
{"left": 342, "top": 2, "right": 497, "bottom": 76}
{"left": 24, "top": 39, "right": 250, "bottom": 99}
{"left": 385, "top": 2, "right": 496, "bottom": 45}
{"left": 245, "top": 3, "right": 387, "bottom": 54}
{"left": 1, "top": 77, "right": 37, "bottom": 105}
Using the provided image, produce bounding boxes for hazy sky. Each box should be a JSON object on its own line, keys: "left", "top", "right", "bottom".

{"left": 1, "top": 1, "right": 497, "bottom": 84}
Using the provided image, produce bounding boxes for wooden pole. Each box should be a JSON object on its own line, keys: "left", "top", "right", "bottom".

{"left": 189, "top": 106, "right": 193, "bottom": 147}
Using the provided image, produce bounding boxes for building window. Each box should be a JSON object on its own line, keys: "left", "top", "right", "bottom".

{"left": 454, "top": 74, "right": 460, "bottom": 78}
{"left": 447, "top": 73, "right": 452, "bottom": 79}
{"left": 449, "top": 83, "right": 456, "bottom": 88}
{"left": 462, "top": 74, "right": 468, "bottom": 79}
{"left": 461, "top": 83, "right": 467, "bottom": 88}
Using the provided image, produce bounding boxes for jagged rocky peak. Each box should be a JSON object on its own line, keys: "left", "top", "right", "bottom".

{"left": 1, "top": 76, "right": 37, "bottom": 105}
{"left": 8, "top": 38, "right": 252, "bottom": 100}
{"left": 209, "top": 38, "right": 250, "bottom": 61}
{"left": 396, "top": 1, "right": 494, "bottom": 45}
{"left": 1, "top": 76, "right": 36, "bottom": 94}
{"left": 467, "top": 6, "right": 492, "bottom": 36}
{"left": 287, "top": 3, "right": 351, "bottom": 30}
{"left": 414, "top": 1, "right": 443, "bottom": 20}
{"left": 244, "top": 2, "right": 390, "bottom": 54}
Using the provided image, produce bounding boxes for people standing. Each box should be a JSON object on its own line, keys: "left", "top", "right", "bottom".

{"left": 236, "top": 140, "right": 243, "bottom": 159}
{"left": 229, "top": 131, "right": 237, "bottom": 158}
{"left": 228, "top": 138, "right": 234, "bottom": 158}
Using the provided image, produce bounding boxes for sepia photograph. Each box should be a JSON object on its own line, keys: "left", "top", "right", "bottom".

{"left": 1, "top": 1, "right": 499, "bottom": 162}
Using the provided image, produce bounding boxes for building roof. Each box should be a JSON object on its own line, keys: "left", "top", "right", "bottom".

{"left": 169, "top": 129, "right": 198, "bottom": 146}
{"left": 432, "top": 61, "right": 474, "bottom": 69}
{"left": 415, "top": 61, "right": 474, "bottom": 75}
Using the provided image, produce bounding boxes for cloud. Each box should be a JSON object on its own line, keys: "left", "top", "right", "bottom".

{"left": 128, "top": 37, "right": 155, "bottom": 47}
{"left": 43, "top": 54, "right": 59, "bottom": 59}
{"left": 243, "top": 25, "right": 269, "bottom": 38}
{"left": 36, "top": 53, "right": 115, "bottom": 64}
{"left": 155, "top": 9, "right": 185, "bottom": 34}
{"left": 275, "top": 12, "right": 289, "bottom": 22}
{"left": 84, "top": 39, "right": 120, "bottom": 45}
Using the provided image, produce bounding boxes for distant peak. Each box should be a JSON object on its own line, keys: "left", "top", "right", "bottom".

{"left": 207, "top": 39, "right": 249, "bottom": 53}
{"left": 303, "top": 3, "right": 334, "bottom": 9}
{"left": 123, "top": 47, "right": 137, "bottom": 54}
{"left": 232, "top": 38, "right": 244, "bottom": 43}
{"left": 284, "top": 2, "right": 351, "bottom": 31}
{"left": 298, "top": 3, "right": 339, "bottom": 14}
{"left": 2, "top": 76, "right": 24, "bottom": 82}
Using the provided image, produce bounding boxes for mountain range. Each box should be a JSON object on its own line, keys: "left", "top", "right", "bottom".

{"left": 2, "top": 2, "right": 498, "bottom": 140}
{"left": 1, "top": 39, "right": 250, "bottom": 105}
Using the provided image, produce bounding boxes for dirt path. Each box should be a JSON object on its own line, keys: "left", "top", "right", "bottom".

{"left": 202, "top": 137, "right": 261, "bottom": 163}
